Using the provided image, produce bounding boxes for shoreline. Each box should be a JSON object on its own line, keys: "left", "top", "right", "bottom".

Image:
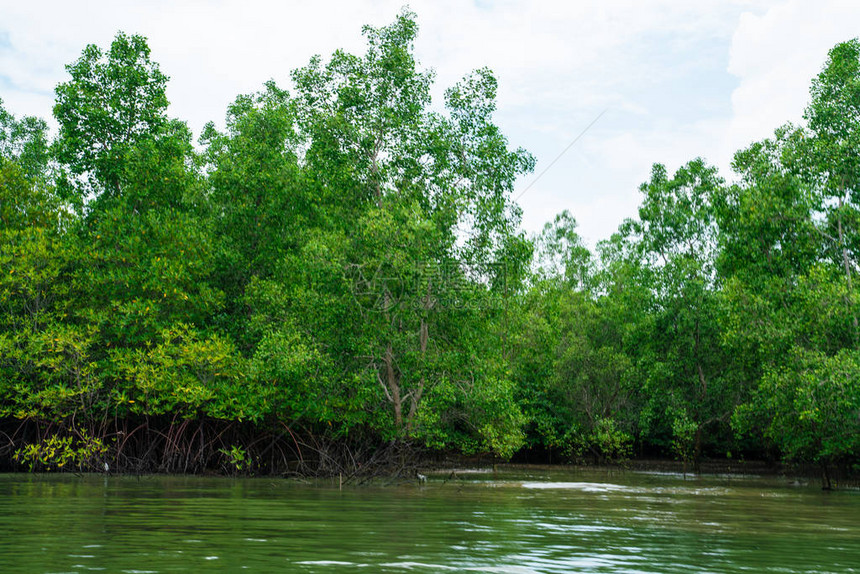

{"left": 3, "top": 459, "right": 857, "bottom": 490}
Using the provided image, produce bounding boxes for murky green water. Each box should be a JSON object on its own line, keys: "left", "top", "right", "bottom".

{"left": 0, "top": 468, "right": 857, "bottom": 573}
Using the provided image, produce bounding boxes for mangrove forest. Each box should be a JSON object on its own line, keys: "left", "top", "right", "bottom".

{"left": 1, "top": 11, "right": 858, "bottom": 483}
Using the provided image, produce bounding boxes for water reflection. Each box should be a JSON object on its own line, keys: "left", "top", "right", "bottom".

{"left": 0, "top": 469, "right": 857, "bottom": 573}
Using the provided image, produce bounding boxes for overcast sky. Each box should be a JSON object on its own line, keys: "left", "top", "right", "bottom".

{"left": 2, "top": 0, "right": 859, "bottom": 245}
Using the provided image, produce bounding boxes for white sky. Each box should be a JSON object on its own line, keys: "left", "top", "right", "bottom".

{"left": 2, "top": 0, "right": 859, "bottom": 245}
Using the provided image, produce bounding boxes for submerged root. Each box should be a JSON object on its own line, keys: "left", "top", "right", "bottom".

{"left": 0, "top": 417, "right": 428, "bottom": 479}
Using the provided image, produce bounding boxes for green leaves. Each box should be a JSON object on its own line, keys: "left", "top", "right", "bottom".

{"left": 14, "top": 430, "right": 107, "bottom": 472}
{"left": 260, "top": 11, "right": 535, "bottom": 454}
{"left": 636, "top": 158, "right": 721, "bottom": 270}
{"left": 53, "top": 31, "right": 169, "bottom": 198}
{"left": 8, "top": 17, "right": 860, "bottom": 473}
{"left": 806, "top": 38, "right": 860, "bottom": 200}
{"left": 0, "top": 98, "right": 50, "bottom": 182}
{"left": 712, "top": 42, "right": 860, "bottom": 468}
{"left": 533, "top": 210, "right": 591, "bottom": 288}
{"left": 70, "top": 203, "right": 223, "bottom": 345}
{"left": 735, "top": 348, "right": 860, "bottom": 465}
{"left": 109, "top": 324, "right": 249, "bottom": 419}
{"left": 202, "top": 81, "right": 304, "bottom": 301}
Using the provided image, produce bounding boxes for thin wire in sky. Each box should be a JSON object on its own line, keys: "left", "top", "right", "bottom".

{"left": 514, "top": 108, "right": 608, "bottom": 203}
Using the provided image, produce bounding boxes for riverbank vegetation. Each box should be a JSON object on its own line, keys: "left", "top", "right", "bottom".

{"left": 1, "top": 11, "right": 858, "bottom": 484}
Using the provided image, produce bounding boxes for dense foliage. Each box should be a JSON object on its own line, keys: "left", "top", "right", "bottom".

{"left": 1, "top": 13, "right": 857, "bottom": 480}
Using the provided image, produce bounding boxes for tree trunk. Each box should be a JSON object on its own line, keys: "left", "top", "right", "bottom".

{"left": 821, "top": 461, "right": 833, "bottom": 491}
{"left": 385, "top": 343, "right": 402, "bottom": 428}
{"left": 694, "top": 426, "right": 702, "bottom": 473}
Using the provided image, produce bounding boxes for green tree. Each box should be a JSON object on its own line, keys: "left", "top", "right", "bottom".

{"left": 735, "top": 348, "right": 860, "bottom": 488}
{"left": 513, "top": 212, "right": 636, "bottom": 461}
{"left": 625, "top": 160, "right": 736, "bottom": 463}
{"left": 0, "top": 139, "right": 82, "bottom": 423}
{"left": 53, "top": 31, "right": 169, "bottom": 200}
{"left": 724, "top": 41, "right": 860, "bottom": 473}
{"left": 532, "top": 210, "right": 592, "bottom": 288}
{"left": 200, "top": 82, "right": 309, "bottom": 349}
{"left": 805, "top": 38, "right": 860, "bottom": 343}
{"left": 0, "top": 98, "right": 50, "bottom": 181}
{"left": 715, "top": 127, "right": 823, "bottom": 376}
{"left": 278, "top": 10, "right": 534, "bottom": 454}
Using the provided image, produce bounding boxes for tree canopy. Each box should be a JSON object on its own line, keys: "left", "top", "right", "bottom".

{"left": 0, "top": 16, "right": 857, "bottom": 481}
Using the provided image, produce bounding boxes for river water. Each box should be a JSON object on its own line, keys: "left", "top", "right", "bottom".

{"left": 0, "top": 467, "right": 857, "bottom": 573}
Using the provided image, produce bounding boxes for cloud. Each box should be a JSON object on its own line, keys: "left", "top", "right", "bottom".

{"left": 2, "top": 0, "right": 859, "bottom": 245}
{"left": 726, "top": 0, "right": 860, "bottom": 163}
{"left": 0, "top": 1, "right": 748, "bottom": 130}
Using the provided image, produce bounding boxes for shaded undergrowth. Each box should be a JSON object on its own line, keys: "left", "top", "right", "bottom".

{"left": 0, "top": 418, "right": 427, "bottom": 483}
